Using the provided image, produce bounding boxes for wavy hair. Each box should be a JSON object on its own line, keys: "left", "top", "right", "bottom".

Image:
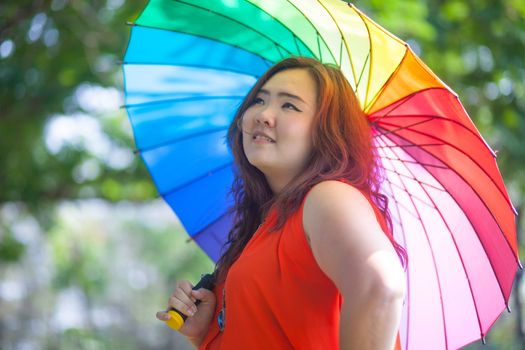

{"left": 213, "top": 57, "right": 407, "bottom": 284}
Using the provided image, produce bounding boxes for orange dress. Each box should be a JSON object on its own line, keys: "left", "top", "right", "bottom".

{"left": 199, "top": 184, "right": 402, "bottom": 350}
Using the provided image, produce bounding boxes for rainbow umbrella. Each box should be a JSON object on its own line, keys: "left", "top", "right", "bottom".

{"left": 122, "top": 0, "right": 520, "bottom": 348}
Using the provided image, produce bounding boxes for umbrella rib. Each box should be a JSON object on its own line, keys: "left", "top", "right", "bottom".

{"left": 316, "top": 30, "right": 322, "bottom": 61}
{"left": 382, "top": 135, "right": 486, "bottom": 343}
{"left": 275, "top": 40, "right": 287, "bottom": 60}
{"left": 366, "top": 87, "right": 440, "bottom": 124}
{"left": 380, "top": 180, "right": 411, "bottom": 349}
{"left": 382, "top": 168, "right": 446, "bottom": 195}
{"left": 378, "top": 136, "right": 450, "bottom": 348}
{"left": 136, "top": 126, "right": 229, "bottom": 154}
{"left": 355, "top": 52, "right": 370, "bottom": 93}
{"left": 159, "top": 161, "right": 233, "bottom": 199}
{"left": 293, "top": 33, "right": 303, "bottom": 56}
{"left": 376, "top": 143, "right": 444, "bottom": 149}
{"left": 384, "top": 188, "right": 424, "bottom": 221}
{"left": 376, "top": 153, "right": 417, "bottom": 226}
{"left": 128, "top": 24, "right": 279, "bottom": 67}
{"left": 374, "top": 117, "right": 436, "bottom": 138}
{"left": 378, "top": 129, "right": 519, "bottom": 298}
{"left": 348, "top": 3, "right": 375, "bottom": 109}
{"left": 352, "top": 8, "right": 408, "bottom": 113}
{"left": 382, "top": 175, "right": 433, "bottom": 208}
{"left": 370, "top": 88, "right": 498, "bottom": 162}
{"left": 173, "top": 0, "right": 300, "bottom": 58}
{"left": 380, "top": 120, "right": 514, "bottom": 216}
{"left": 123, "top": 61, "right": 263, "bottom": 79}
{"left": 185, "top": 210, "right": 232, "bottom": 244}
{"left": 380, "top": 175, "right": 412, "bottom": 348}
{"left": 260, "top": 54, "right": 272, "bottom": 68}
{"left": 129, "top": 22, "right": 280, "bottom": 65}
{"left": 350, "top": 8, "right": 427, "bottom": 113}
{"left": 281, "top": 0, "right": 337, "bottom": 63}
{"left": 378, "top": 155, "right": 450, "bottom": 171}
{"left": 377, "top": 140, "right": 446, "bottom": 208}
{"left": 374, "top": 111, "right": 496, "bottom": 156}
{"left": 453, "top": 94, "right": 499, "bottom": 160}
{"left": 376, "top": 122, "right": 513, "bottom": 213}
{"left": 374, "top": 154, "right": 412, "bottom": 349}
{"left": 124, "top": 95, "right": 246, "bottom": 109}
{"left": 316, "top": 1, "right": 358, "bottom": 85}
{"left": 339, "top": 39, "right": 344, "bottom": 68}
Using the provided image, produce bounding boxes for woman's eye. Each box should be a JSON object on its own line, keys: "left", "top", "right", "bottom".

{"left": 252, "top": 97, "right": 264, "bottom": 105}
{"left": 283, "top": 102, "right": 300, "bottom": 111}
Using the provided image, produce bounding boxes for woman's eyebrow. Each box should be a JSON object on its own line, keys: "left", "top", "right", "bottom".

{"left": 258, "top": 88, "right": 307, "bottom": 105}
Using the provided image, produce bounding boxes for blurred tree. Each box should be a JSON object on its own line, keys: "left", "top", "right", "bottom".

{"left": 0, "top": 0, "right": 152, "bottom": 209}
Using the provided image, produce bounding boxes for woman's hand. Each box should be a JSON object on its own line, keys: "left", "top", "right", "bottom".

{"left": 156, "top": 279, "right": 216, "bottom": 344}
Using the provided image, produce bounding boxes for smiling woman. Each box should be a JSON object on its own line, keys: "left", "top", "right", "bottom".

{"left": 241, "top": 69, "right": 317, "bottom": 193}
{"left": 156, "top": 57, "right": 406, "bottom": 350}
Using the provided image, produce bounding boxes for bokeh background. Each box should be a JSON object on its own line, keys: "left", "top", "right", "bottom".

{"left": 1, "top": 0, "right": 524, "bottom": 349}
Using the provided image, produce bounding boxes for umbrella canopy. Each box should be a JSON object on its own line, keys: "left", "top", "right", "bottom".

{"left": 122, "top": 0, "right": 520, "bottom": 349}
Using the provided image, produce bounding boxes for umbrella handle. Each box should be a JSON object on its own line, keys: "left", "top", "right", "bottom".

{"left": 165, "top": 273, "right": 215, "bottom": 331}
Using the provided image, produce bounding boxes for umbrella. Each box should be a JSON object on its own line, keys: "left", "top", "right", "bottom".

{"left": 122, "top": 0, "right": 520, "bottom": 348}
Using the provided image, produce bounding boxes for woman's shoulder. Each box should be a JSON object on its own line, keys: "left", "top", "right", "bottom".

{"left": 302, "top": 180, "right": 377, "bottom": 237}
{"left": 305, "top": 180, "right": 369, "bottom": 208}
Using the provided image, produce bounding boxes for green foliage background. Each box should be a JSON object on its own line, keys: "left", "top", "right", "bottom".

{"left": 0, "top": 0, "right": 524, "bottom": 349}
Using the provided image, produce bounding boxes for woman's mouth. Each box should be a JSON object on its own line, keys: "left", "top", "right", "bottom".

{"left": 253, "top": 134, "right": 275, "bottom": 143}
{"left": 252, "top": 131, "right": 275, "bottom": 143}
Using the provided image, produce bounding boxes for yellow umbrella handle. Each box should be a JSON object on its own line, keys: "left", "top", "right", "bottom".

{"left": 165, "top": 309, "right": 186, "bottom": 330}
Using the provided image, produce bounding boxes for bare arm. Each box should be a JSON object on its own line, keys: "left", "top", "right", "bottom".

{"left": 303, "top": 181, "right": 405, "bottom": 350}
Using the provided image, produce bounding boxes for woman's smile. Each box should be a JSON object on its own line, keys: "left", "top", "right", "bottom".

{"left": 251, "top": 131, "right": 276, "bottom": 144}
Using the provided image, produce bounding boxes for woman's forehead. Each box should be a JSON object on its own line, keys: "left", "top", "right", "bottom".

{"left": 259, "top": 69, "right": 317, "bottom": 102}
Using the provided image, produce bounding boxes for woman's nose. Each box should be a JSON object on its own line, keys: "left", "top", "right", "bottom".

{"left": 255, "top": 106, "right": 275, "bottom": 127}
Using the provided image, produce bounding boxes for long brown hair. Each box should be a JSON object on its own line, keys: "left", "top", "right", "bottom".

{"left": 214, "top": 57, "right": 407, "bottom": 284}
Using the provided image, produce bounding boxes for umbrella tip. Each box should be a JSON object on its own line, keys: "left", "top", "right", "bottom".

{"left": 507, "top": 305, "right": 512, "bottom": 313}
{"left": 519, "top": 261, "right": 524, "bottom": 270}
{"left": 125, "top": 21, "right": 135, "bottom": 26}
{"left": 482, "top": 336, "right": 486, "bottom": 345}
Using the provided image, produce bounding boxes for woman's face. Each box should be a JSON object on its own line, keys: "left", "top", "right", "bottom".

{"left": 241, "top": 68, "right": 318, "bottom": 189}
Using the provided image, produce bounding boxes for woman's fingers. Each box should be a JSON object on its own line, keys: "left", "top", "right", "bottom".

{"left": 166, "top": 280, "right": 200, "bottom": 316}
{"left": 169, "top": 295, "right": 198, "bottom": 316}
{"left": 176, "top": 279, "right": 194, "bottom": 293}
{"left": 176, "top": 280, "right": 197, "bottom": 302}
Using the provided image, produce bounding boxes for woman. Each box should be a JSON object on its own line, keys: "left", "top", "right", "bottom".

{"left": 156, "top": 57, "right": 407, "bottom": 350}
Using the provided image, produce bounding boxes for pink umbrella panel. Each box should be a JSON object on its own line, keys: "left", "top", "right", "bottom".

{"left": 372, "top": 87, "right": 519, "bottom": 348}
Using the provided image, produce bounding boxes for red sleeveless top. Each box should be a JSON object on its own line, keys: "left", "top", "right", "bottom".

{"left": 199, "top": 184, "right": 402, "bottom": 350}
